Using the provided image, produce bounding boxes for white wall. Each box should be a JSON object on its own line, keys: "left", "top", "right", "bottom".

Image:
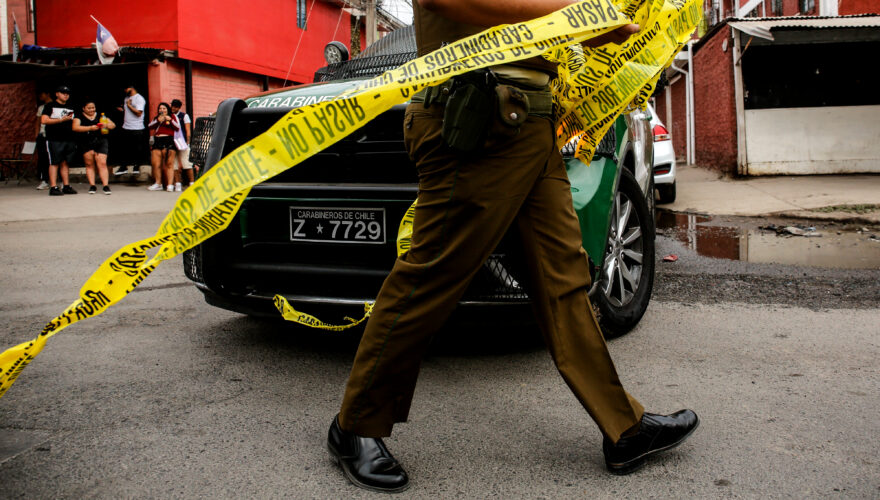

{"left": 1, "top": 0, "right": 9, "bottom": 55}
{"left": 744, "top": 105, "right": 880, "bottom": 175}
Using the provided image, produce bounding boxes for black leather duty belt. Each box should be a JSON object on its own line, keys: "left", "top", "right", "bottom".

{"left": 411, "top": 78, "right": 554, "bottom": 117}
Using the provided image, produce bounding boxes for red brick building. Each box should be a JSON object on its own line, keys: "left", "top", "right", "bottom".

{"left": 1, "top": 0, "right": 403, "bottom": 171}
{"left": 655, "top": 0, "right": 880, "bottom": 175}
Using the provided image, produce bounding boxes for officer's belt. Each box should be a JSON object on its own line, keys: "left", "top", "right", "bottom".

{"left": 412, "top": 80, "right": 554, "bottom": 117}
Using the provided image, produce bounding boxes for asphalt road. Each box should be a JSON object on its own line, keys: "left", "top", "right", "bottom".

{"left": 1, "top": 212, "right": 878, "bottom": 498}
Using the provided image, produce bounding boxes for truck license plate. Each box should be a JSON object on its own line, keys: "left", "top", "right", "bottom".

{"left": 289, "top": 207, "right": 386, "bottom": 244}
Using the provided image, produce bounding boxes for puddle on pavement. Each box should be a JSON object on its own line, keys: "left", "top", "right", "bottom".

{"left": 655, "top": 211, "right": 880, "bottom": 269}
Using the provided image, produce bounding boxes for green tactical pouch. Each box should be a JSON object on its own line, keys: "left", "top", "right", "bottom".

{"left": 442, "top": 72, "right": 496, "bottom": 152}
{"left": 495, "top": 85, "right": 530, "bottom": 129}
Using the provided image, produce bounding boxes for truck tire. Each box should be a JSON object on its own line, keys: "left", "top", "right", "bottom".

{"left": 657, "top": 180, "right": 676, "bottom": 204}
{"left": 594, "top": 168, "right": 655, "bottom": 338}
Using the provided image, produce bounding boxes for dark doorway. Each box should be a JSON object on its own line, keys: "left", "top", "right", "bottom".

{"left": 35, "top": 63, "right": 151, "bottom": 167}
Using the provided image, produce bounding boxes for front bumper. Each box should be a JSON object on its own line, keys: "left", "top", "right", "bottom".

{"left": 196, "top": 283, "right": 535, "bottom": 326}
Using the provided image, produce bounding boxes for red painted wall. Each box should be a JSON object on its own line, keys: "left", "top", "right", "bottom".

{"left": 665, "top": 24, "right": 738, "bottom": 172}
{"left": 731, "top": 0, "right": 876, "bottom": 16}
{"left": 782, "top": 0, "right": 800, "bottom": 16}
{"left": 667, "top": 78, "right": 688, "bottom": 161}
{"left": 34, "top": 0, "right": 354, "bottom": 83}
{"left": 141, "top": 59, "right": 289, "bottom": 119}
{"left": 6, "top": 0, "right": 35, "bottom": 48}
{"left": 190, "top": 63, "right": 267, "bottom": 117}
{"left": 693, "top": 25, "right": 737, "bottom": 172}
{"left": 840, "top": 0, "right": 879, "bottom": 14}
{"left": 36, "top": 0, "right": 179, "bottom": 50}
{"left": 178, "top": 1, "right": 351, "bottom": 83}
{"left": 0, "top": 82, "right": 37, "bottom": 172}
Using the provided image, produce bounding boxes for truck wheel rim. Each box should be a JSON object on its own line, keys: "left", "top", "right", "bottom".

{"left": 601, "top": 190, "right": 644, "bottom": 308}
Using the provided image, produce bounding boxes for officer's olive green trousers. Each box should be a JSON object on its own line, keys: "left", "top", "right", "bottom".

{"left": 339, "top": 104, "right": 644, "bottom": 443}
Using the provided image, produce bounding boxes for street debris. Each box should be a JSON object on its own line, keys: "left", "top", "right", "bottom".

{"left": 759, "top": 224, "right": 822, "bottom": 237}
{"left": 656, "top": 211, "right": 880, "bottom": 269}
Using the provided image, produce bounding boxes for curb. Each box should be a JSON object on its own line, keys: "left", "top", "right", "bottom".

{"left": 660, "top": 207, "right": 880, "bottom": 226}
{"left": 772, "top": 210, "right": 880, "bottom": 226}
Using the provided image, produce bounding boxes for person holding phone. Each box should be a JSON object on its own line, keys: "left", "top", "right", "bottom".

{"left": 40, "top": 85, "right": 77, "bottom": 196}
{"left": 73, "top": 100, "right": 116, "bottom": 194}
{"left": 146, "top": 102, "right": 180, "bottom": 192}
{"left": 114, "top": 84, "right": 147, "bottom": 177}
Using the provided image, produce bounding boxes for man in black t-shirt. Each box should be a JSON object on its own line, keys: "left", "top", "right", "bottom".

{"left": 40, "top": 85, "right": 77, "bottom": 196}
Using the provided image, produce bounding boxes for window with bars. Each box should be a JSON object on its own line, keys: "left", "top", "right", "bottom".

{"left": 772, "top": 0, "right": 783, "bottom": 15}
{"left": 699, "top": 0, "right": 723, "bottom": 34}
{"left": 800, "top": 0, "right": 815, "bottom": 13}
{"left": 297, "top": 0, "right": 307, "bottom": 29}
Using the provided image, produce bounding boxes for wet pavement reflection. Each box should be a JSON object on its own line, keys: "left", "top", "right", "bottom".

{"left": 655, "top": 211, "right": 880, "bottom": 269}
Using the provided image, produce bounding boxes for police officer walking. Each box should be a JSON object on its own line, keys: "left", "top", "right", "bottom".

{"left": 327, "top": 0, "right": 698, "bottom": 492}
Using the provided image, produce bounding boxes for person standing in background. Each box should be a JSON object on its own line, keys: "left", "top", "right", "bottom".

{"left": 170, "top": 99, "right": 193, "bottom": 191}
{"left": 73, "top": 99, "right": 116, "bottom": 194}
{"left": 146, "top": 102, "right": 179, "bottom": 192}
{"left": 114, "top": 84, "right": 146, "bottom": 177}
{"left": 40, "top": 85, "right": 77, "bottom": 196}
{"left": 35, "top": 90, "right": 53, "bottom": 190}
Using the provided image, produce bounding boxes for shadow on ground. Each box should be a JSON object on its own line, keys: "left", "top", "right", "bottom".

{"left": 216, "top": 311, "right": 548, "bottom": 361}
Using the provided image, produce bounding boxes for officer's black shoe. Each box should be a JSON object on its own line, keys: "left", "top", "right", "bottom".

{"left": 327, "top": 415, "right": 409, "bottom": 493}
{"left": 603, "top": 409, "right": 699, "bottom": 475}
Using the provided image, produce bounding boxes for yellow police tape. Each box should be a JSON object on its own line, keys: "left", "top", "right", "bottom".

{"left": 0, "top": 0, "right": 700, "bottom": 399}
{"left": 277, "top": 0, "right": 701, "bottom": 328}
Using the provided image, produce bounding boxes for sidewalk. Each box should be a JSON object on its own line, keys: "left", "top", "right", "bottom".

{"left": 3, "top": 166, "right": 879, "bottom": 224}
{"left": 0, "top": 181, "right": 180, "bottom": 223}
{"left": 662, "top": 165, "right": 880, "bottom": 224}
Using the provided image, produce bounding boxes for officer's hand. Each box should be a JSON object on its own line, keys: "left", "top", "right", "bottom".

{"left": 583, "top": 24, "right": 640, "bottom": 47}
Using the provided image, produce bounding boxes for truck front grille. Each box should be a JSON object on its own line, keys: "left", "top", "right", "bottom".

{"left": 188, "top": 116, "right": 215, "bottom": 167}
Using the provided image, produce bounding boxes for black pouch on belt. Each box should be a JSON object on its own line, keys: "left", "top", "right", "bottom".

{"left": 493, "top": 85, "right": 530, "bottom": 138}
{"left": 442, "top": 70, "right": 496, "bottom": 152}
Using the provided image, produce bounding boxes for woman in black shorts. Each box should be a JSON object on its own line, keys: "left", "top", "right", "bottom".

{"left": 147, "top": 102, "right": 180, "bottom": 192}
{"left": 73, "top": 100, "right": 116, "bottom": 194}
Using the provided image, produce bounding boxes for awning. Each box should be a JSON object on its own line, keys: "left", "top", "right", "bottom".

{"left": 729, "top": 14, "right": 880, "bottom": 41}
{"left": 0, "top": 45, "right": 168, "bottom": 84}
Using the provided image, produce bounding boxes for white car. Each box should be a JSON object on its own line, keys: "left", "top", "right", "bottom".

{"left": 647, "top": 104, "right": 676, "bottom": 203}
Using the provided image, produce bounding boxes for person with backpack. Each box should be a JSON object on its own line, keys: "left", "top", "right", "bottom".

{"left": 170, "top": 99, "right": 193, "bottom": 191}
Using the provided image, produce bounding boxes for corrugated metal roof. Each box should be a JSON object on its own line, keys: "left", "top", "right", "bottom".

{"left": 729, "top": 14, "right": 880, "bottom": 40}
{"left": 0, "top": 46, "right": 170, "bottom": 83}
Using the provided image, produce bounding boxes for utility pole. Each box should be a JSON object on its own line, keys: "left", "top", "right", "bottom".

{"left": 365, "top": 0, "right": 377, "bottom": 46}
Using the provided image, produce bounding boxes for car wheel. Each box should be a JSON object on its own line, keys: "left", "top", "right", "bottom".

{"left": 657, "top": 180, "right": 677, "bottom": 204}
{"left": 595, "top": 168, "right": 655, "bottom": 338}
{"left": 646, "top": 171, "right": 657, "bottom": 219}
